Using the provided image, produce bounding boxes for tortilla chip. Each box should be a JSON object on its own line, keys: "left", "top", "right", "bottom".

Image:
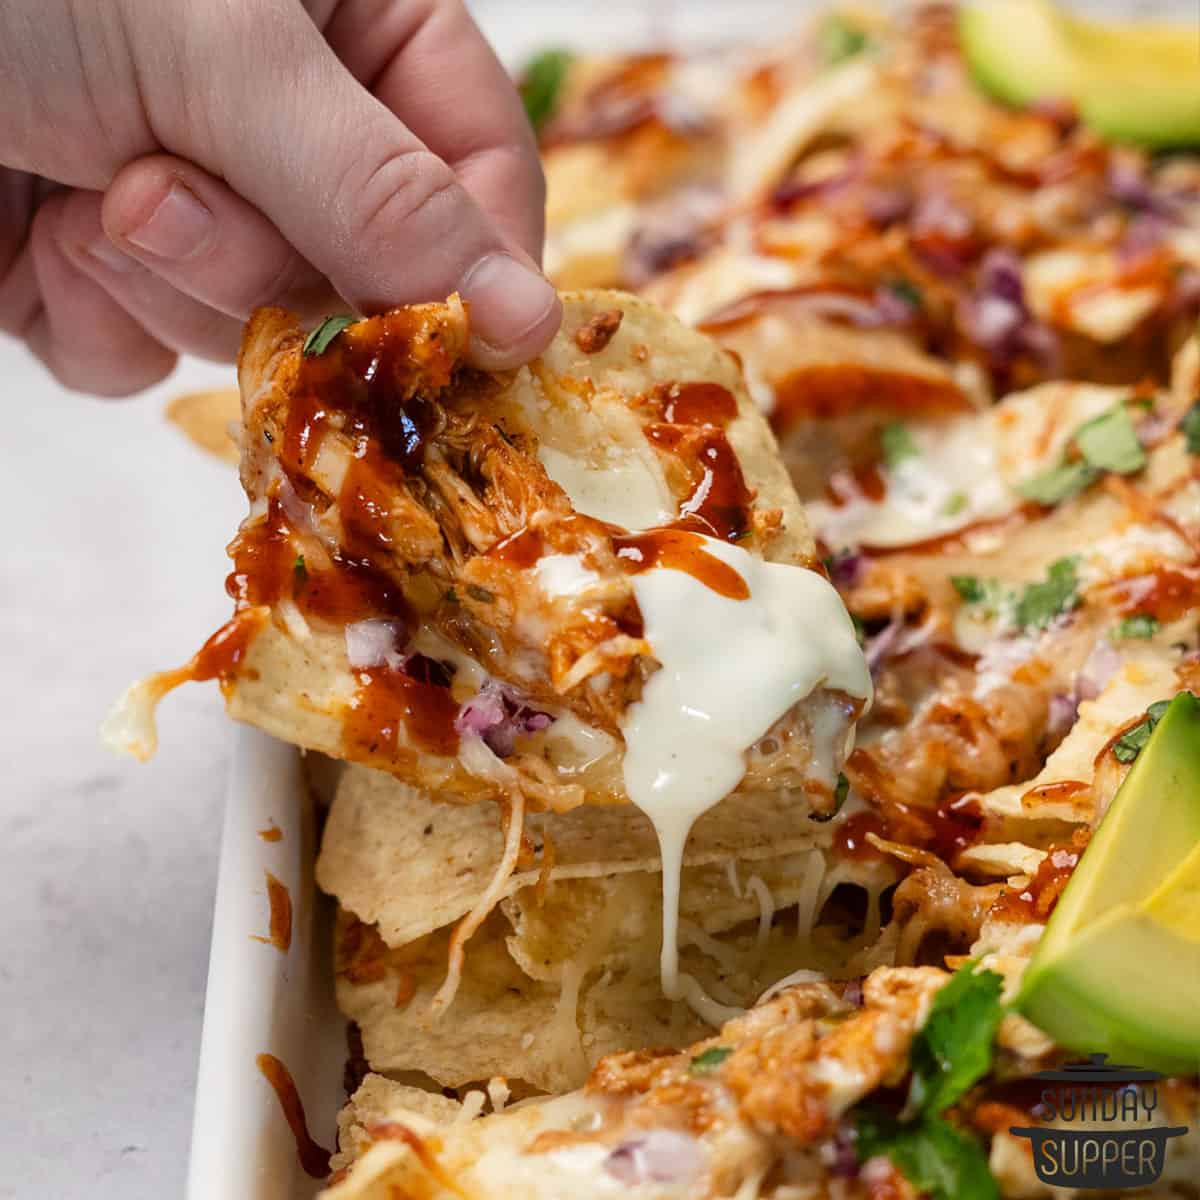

{"left": 978, "top": 651, "right": 1185, "bottom": 826}
{"left": 316, "top": 763, "right": 885, "bottom": 949}
{"left": 331, "top": 1074, "right": 460, "bottom": 1175}
{"left": 165, "top": 388, "right": 241, "bottom": 465}
{"left": 112, "top": 290, "right": 861, "bottom": 823}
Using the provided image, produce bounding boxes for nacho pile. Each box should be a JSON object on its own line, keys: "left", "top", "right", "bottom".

{"left": 106, "top": 3, "right": 1200, "bottom": 1196}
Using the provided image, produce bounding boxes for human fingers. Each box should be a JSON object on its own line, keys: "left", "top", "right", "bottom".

{"left": 324, "top": 0, "right": 546, "bottom": 260}
{"left": 25, "top": 193, "right": 177, "bottom": 396}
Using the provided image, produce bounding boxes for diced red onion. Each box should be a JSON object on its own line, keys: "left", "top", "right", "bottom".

{"left": 962, "top": 248, "right": 1060, "bottom": 373}
{"left": 624, "top": 185, "right": 722, "bottom": 286}
{"left": 604, "top": 1131, "right": 702, "bottom": 1187}
{"left": 772, "top": 153, "right": 862, "bottom": 209}
{"left": 1075, "top": 640, "right": 1120, "bottom": 703}
{"left": 1117, "top": 213, "right": 1170, "bottom": 263}
{"left": 345, "top": 620, "right": 404, "bottom": 669}
{"left": 862, "top": 186, "right": 911, "bottom": 227}
{"left": 1046, "top": 692, "right": 1078, "bottom": 742}
{"left": 1107, "top": 160, "right": 1186, "bottom": 220}
{"left": 455, "top": 680, "right": 555, "bottom": 758}
{"left": 455, "top": 685, "right": 507, "bottom": 736}
{"left": 913, "top": 191, "right": 973, "bottom": 238}
{"left": 1164, "top": 265, "right": 1200, "bottom": 320}
{"left": 864, "top": 621, "right": 902, "bottom": 673}
{"left": 871, "top": 284, "right": 920, "bottom": 326}
{"left": 911, "top": 191, "right": 976, "bottom": 276}
{"left": 827, "top": 550, "right": 865, "bottom": 589}
{"left": 827, "top": 1127, "right": 861, "bottom": 1178}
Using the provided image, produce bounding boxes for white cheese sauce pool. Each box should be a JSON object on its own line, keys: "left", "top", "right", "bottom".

{"left": 618, "top": 534, "right": 872, "bottom": 1001}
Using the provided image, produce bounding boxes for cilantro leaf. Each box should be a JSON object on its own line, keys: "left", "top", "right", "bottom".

{"left": 1112, "top": 614, "right": 1159, "bottom": 640}
{"left": 1018, "top": 403, "right": 1146, "bottom": 506}
{"left": 906, "top": 964, "right": 1005, "bottom": 1118}
{"left": 303, "top": 315, "right": 356, "bottom": 357}
{"left": 690, "top": 1046, "right": 732, "bottom": 1074}
{"left": 293, "top": 553, "right": 308, "bottom": 586}
{"left": 881, "top": 421, "right": 918, "bottom": 468}
{"left": 820, "top": 14, "right": 871, "bottom": 64}
{"left": 811, "top": 773, "right": 850, "bottom": 822}
{"left": 1113, "top": 698, "right": 1172, "bottom": 763}
{"left": 1013, "top": 557, "right": 1079, "bottom": 631}
{"left": 1181, "top": 401, "right": 1200, "bottom": 455}
{"left": 855, "top": 1107, "right": 999, "bottom": 1200}
{"left": 1017, "top": 459, "right": 1096, "bottom": 506}
{"left": 943, "top": 491, "right": 967, "bottom": 516}
{"left": 1073, "top": 404, "right": 1146, "bottom": 475}
{"left": 951, "top": 575, "right": 985, "bottom": 604}
{"left": 520, "top": 49, "right": 573, "bottom": 131}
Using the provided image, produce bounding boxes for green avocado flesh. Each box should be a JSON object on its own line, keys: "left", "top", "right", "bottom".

{"left": 1017, "top": 691, "right": 1200, "bottom": 1074}
{"left": 959, "top": 0, "right": 1200, "bottom": 148}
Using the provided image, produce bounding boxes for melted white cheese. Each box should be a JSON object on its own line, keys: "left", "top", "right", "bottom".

{"left": 535, "top": 554, "right": 603, "bottom": 598}
{"left": 809, "top": 413, "right": 1012, "bottom": 550}
{"left": 539, "top": 444, "right": 676, "bottom": 531}
{"left": 619, "top": 535, "right": 872, "bottom": 1000}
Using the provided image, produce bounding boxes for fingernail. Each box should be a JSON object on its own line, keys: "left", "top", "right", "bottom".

{"left": 125, "top": 181, "right": 215, "bottom": 261}
{"left": 87, "top": 235, "right": 139, "bottom": 273}
{"left": 459, "top": 254, "right": 559, "bottom": 364}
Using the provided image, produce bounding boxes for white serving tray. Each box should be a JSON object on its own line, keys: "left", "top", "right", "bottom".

{"left": 187, "top": 729, "right": 345, "bottom": 1200}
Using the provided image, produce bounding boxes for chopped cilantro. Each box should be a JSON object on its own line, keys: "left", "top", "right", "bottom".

{"left": 1013, "top": 557, "right": 1079, "bottom": 631}
{"left": 951, "top": 574, "right": 1009, "bottom": 616}
{"left": 293, "top": 553, "right": 307, "bottom": 586}
{"left": 690, "top": 1046, "right": 732, "bottom": 1074}
{"left": 881, "top": 421, "right": 918, "bottom": 468}
{"left": 943, "top": 491, "right": 968, "bottom": 516}
{"left": 520, "top": 49, "right": 573, "bottom": 131}
{"left": 851, "top": 613, "right": 866, "bottom": 647}
{"left": 812, "top": 773, "right": 850, "bottom": 823}
{"left": 1072, "top": 404, "right": 1146, "bottom": 475}
{"left": 1112, "top": 614, "right": 1159, "bottom": 640}
{"left": 906, "top": 964, "right": 1005, "bottom": 1118}
{"left": 1113, "top": 699, "right": 1172, "bottom": 763}
{"left": 834, "top": 772, "right": 850, "bottom": 808}
{"left": 465, "top": 584, "right": 496, "bottom": 604}
{"left": 1017, "top": 459, "right": 1097, "bottom": 506}
{"left": 855, "top": 1107, "right": 999, "bottom": 1200}
{"left": 1181, "top": 401, "right": 1200, "bottom": 455}
{"left": 852, "top": 963, "right": 1004, "bottom": 1200}
{"left": 951, "top": 575, "right": 986, "bottom": 604}
{"left": 888, "top": 278, "right": 924, "bottom": 310}
{"left": 444, "top": 587, "right": 459, "bottom": 605}
{"left": 302, "top": 315, "right": 356, "bottom": 357}
{"left": 1018, "top": 402, "right": 1145, "bottom": 505}
{"left": 819, "top": 14, "right": 871, "bottom": 64}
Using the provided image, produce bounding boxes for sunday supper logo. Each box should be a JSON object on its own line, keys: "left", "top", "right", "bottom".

{"left": 1009, "top": 1055, "right": 1190, "bottom": 1189}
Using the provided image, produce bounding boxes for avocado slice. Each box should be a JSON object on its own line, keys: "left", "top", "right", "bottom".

{"left": 959, "top": 0, "right": 1200, "bottom": 148}
{"left": 1017, "top": 692, "right": 1200, "bottom": 1073}
{"left": 958, "top": 0, "right": 1074, "bottom": 109}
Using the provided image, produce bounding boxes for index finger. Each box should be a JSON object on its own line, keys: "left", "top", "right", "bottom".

{"left": 324, "top": 0, "right": 546, "bottom": 262}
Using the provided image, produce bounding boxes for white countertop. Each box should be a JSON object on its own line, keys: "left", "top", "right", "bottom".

{"left": 4, "top": 1, "right": 1184, "bottom": 1194}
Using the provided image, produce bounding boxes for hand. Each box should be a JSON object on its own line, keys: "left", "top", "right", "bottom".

{"left": 0, "top": 0, "right": 561, "bottom": 395}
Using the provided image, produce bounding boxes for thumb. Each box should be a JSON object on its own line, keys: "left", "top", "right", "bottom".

{"left": 154, "top": 2, "right": 559, "bottom": 367}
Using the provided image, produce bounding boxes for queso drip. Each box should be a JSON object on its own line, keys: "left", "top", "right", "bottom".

{"left": 617, "top": 531, "right": 871, "bottom": 1005}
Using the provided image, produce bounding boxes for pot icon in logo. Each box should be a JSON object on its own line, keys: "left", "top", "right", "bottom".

{"left": 1010, "top": 1055, "right": 1189, "bottom": 1189}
